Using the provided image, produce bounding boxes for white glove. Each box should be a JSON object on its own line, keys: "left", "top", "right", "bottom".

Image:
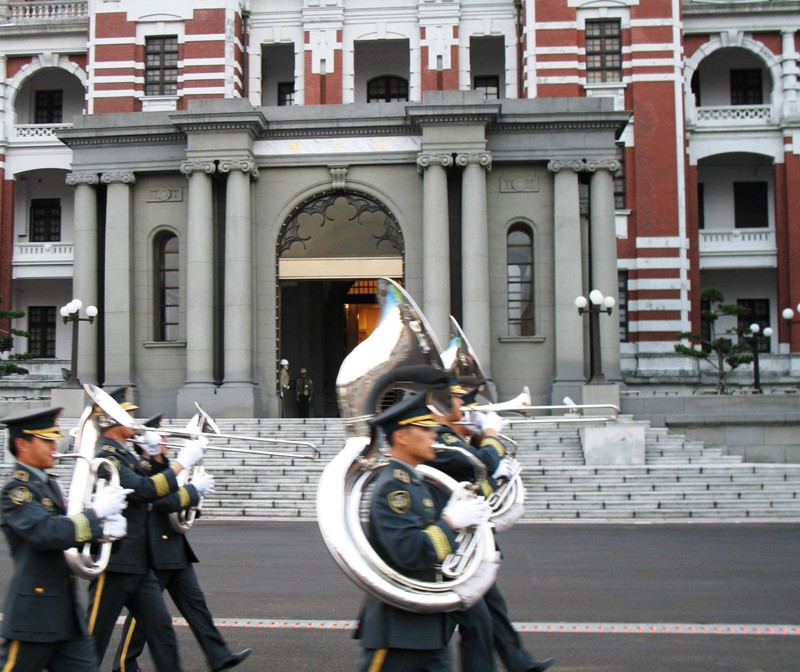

{"left": 104, "top": 512, "right": 128, "bottom": 540}
{"left": 443, "top": 496, "right": 490, "bottom": 530}
{"left": 140, "top": 430, "right": 162, "bottom": 456}
{"left": 176, "top": 438, "right": 206, "bottom": 470}
{"left": 474, "top": 411, "right": 507, "bottom": 434}
{"left": 492, "top": 458, "right": 515, "bottom": 481}
{"left": 190, "top": 472, "right": 215, "bottom": 497}
{"left": 91, "top": 485, "right": 134, "bottom": 519}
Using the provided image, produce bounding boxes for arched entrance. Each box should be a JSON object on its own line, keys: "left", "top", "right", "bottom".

{"left": 277, "top": 190, "right": 404, "bottom": 417}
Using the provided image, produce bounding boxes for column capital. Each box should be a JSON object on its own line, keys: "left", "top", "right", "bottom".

{"left": 417, "top": 152, "right": 454, "bottom": 174}
{"left": 66, "top": 172, "right": 99, "bottom": 186}
{"left": 218, "top": 158, "right": 259, "bottom": 179}
{"left": 180, "top": 160, "right": 217, "bottom": 177}
{"left": 455, "top": 152, "right": 492, "bottom": 172}
{"left": 547, "top": 159, "right": 585, "bottom": 174}
{"left": 101, "top": 171, "right": 136, "bottom": 185}
{"left": 585, "top": 159, "right": 621, "bottom": 174}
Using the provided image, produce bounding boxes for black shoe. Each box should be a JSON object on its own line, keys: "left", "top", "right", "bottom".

{"left": 213, "top": 648, "right": 252, "bottom": 671}
{"left": 527, "top": 658, "right": 556, "bottom": 672}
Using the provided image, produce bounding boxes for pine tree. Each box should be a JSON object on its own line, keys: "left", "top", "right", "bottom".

{"left": 0, "top": 297, "right": 34, "bottom": 377}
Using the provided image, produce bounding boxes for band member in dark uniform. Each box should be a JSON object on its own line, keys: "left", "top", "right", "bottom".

{"left": 0, "top": 407, "right": 130, "bottom": 672}
{"left": 356, "top": 392, "right": 491, "bottom": 672}
{"left": 112, "top": 417, "right": 251, "bottom": 672}
{"left": 86, "top": 388, "right": 205, "bottom": 671}
{"left": 429, "top": 382, "right": 555, "bottom": 672}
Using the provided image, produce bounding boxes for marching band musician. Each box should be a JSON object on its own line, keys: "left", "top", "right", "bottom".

{"left": 428, "top": 381, "right": 556, "bottom": 672}
{"left": 355, "top": 391, "right": 491, "bottom": 672}
{"left": 0, "top": 407, "right": 130, "bottom": 672}
{"left": 111, "top": 415, "right": 251, "bottom": 672}
{"left": 86, "top": 387, "right": 206, "bottom": 671}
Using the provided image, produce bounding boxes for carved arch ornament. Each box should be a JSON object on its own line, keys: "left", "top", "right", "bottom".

{"left": 278, "top": 190, "right": 404, "bottom": 257}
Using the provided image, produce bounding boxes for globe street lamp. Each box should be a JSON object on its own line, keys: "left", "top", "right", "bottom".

{"left": 60, "top": 299, "right": 98, "bottom": 389}
{"left": 781, "top": 303, "right": 800, "bottom": 325}
{"left": 745, "top": 323, "right": 773, "bottom": 394}
{"left": 575, "top": 289, "right": 615, "bottom": 384}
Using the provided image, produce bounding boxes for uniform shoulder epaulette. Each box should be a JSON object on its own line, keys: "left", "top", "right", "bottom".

{"left": 12, "top": 470, "right": 29, "bottom": 482}
{"left": 442, "top": 432, "right": 462, "bottom": 445}
{"left": 393, "top": 468, "right": 411, "bottom": 483}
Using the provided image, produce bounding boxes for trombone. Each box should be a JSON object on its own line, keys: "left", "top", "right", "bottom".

{"left": 84, "top": 384, "right": 319, "bottom": 459}
{"left": 461, "top": 387, "right": 620, "bottom": 424}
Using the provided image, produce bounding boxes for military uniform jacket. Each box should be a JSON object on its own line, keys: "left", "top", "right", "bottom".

{"left": 430, "top": 425, "right": 505, "bottom": 497}
{"left": 0, "top": 463, "right": 104, "bottom": 642}
{"left": 356, "top": 459, "right": 458, "bottom": 650}
{"left": 148, "top": 459, "right": 201, "bottom": 571}
{"left": 96, "top": 437, "right": 182, "bottom": 574}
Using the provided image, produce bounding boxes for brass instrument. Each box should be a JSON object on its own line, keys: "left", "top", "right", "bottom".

{"left": 85, "top": 384, "right": 319, "bottom": 459}
{"left": 317, "top": 278, "right": 500, "bottom": 613}
{"left": 61, "top": 404, "right": 123, "bottom": 579}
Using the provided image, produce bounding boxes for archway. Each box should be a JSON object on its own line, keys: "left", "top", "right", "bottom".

{"left": 277, "top": 190, "right": 404, "bottom": 417}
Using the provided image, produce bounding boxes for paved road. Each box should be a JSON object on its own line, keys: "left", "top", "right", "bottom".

{"left": 1, "top": 520, "right": 798, "bottom": 671}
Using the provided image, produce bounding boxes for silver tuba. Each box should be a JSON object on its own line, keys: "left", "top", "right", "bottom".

{"left": 442, "top": 316, "right": 526, "bottom": 533}
{"left": 62, "top": 404, "right": 123, "bottom": 579}
{"left": 168, "top": 403, "right": 215, "bottom": 534}
{"left": 317, "top": 278, "right": 500, "bottom": 613}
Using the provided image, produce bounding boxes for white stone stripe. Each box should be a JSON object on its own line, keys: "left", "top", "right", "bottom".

{"left": 629, "top": 300, "right": 686, "bottom": 311}
{"left": 636, "top": 257, "right": 689, "bottom": 270}
{"left": 636, "top": 237, "right": 686, "bottom": 249}
{"left": 534, "top": 18, "right": 676, "bottom": 30}
{"left": 629, "top": 279, "right": 686, "bottom": 291}
{"left": 630, "top": 320, "right": 686, "bottom": 332}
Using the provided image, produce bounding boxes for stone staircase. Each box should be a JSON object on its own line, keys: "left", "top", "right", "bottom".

{"left": 7, "top": 415, "right": 800, "bottom": 522}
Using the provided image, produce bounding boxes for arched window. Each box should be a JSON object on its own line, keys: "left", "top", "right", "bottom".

{"left": 507, "top": 224, "right": 534, "bottom": 336}
{"left": 156, "top": 233, "right": 180, "bottom": 341}
{"left": 367, "top": 76, "right": 408, "bottom": 102}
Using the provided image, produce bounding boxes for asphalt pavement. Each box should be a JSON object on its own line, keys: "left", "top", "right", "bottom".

{"left": 1, "top": 520, "right": 798, "bottom": 671}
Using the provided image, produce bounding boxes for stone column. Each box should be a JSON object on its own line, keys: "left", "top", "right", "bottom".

{"left": 587, "top": 160, "right": 621, "bottom": 381}
{"left": 548, "top": 160, "right": 585, "bottom": 403}
{"left": 178, "top": 160, "right": 216, "bottom": 395}
{"left": 457, "top": 151, "right": 492, "bottom": 374}
{"left": 417, "top": 153, "right": 453, "bottom": 348}
{"left": 782, "top": 30, "right": 799, "bottom": 118}
{"left": 101, "top": 171, "right": 135, "bottom": 388}
{"left": 66, "top": 173, "right": 100, "bottom": 384}
{"left": 218, "top": 158, "right": 257, "bottom": 402}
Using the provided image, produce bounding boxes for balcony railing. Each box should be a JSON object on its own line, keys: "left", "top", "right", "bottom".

{"left": 13, "top": 242, "right": 74, "bottom": 266}
{"left": 695, "top": 105, "right": 773, "bottom": 126}
{"left": 13, "top": 123, "right": 73, "bottom": 142}
{"left": 7, "top": 1, "right": 88, "bottom": 21}
{"left": 699, "top": 228, "right": 776, "bottom": 258}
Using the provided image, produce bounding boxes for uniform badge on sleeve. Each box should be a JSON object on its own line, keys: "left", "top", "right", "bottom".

{"left": 443, "top": 433, "right": 461, "bottom": 445}
{"left": 9, "top": 486, "right": 33, "bottom": 505}
{"left": 387, "top": 490, "right": 411, "bottom": 514}
{"left": 393, "top": 469, "right": 410, "bottom": 483}
{"left": 12, "top": 470, "right": 29, "bottom": 482}
{"left": 41, "top": 497, "right": 55, "bottom": 509}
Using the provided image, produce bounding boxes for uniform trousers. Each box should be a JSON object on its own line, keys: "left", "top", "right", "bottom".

{"left": 450, "top": 595, "right": 496, "bottom": 672}
{"left": 359, "top": 646, "right": 451, "bottom": 672}
{"left": 0, "top": 636, "right": 98, "bottom": 672}
{"left": 113, "top": 565, "right": 231, "bottom": 671}
{"left": 484, "top": 582, "right": 538, "bottom": 671}
{"left": 88, "top": 571, "right": 180, "bottom": 672}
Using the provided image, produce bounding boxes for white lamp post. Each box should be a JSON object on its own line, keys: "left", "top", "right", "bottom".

{"left": 575, "top": 289, "right": 615, "bottom": 383}
{"left": 60, "top": 299, "right": 98, "bottom": 389}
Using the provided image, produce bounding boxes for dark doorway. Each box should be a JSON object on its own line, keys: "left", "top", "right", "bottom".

{"left": 278, "top": 279, "right": 381, "bottom": 418}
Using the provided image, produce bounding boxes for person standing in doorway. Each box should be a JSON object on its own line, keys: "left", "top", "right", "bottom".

{"left": 278, "top": 359, "right": 291, "bottom": 418}
{"left": 296, "top": 367, "right": 313, "bottom": 418}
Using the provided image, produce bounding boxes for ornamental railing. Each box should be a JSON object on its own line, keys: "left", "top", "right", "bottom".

{"left": 7, "top": 1, "right": 88, "bottom": 21}
{"left": 698, "top": 229, "right": 776, "bottom": 256}
{"left": 13, "top": 242, "right": 74, "bottom": 266}
{"left": 14, "top": 123, "right": 72, "bottom": 141}
{"left": 695, "top": 105, "right": 773, "bottom": 125}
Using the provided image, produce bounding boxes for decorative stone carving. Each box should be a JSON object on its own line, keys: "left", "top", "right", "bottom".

{"left": 547, "top": 159, "right": 585, "bottom": 173}
{"left": 66, "top": 172, "right": 99, "bottom": 186}
{"left": 100, "top": 171, "right": 136, "bottom": 185}
{"left": 329, "top": 165, "right": 348, "bottom": 191}
{"left": 218, "top": 158, "right": 259, "bottom": 178}
{"left": 416, "top": 152, "right": 454, "bottom": 173}
{"left": 585, "top": 159, "right": 621, "bottom": 174}
{"left": 455, "top": 152, "right": 492, "bottom": 172}
{"left": 180, "top": 160, "right": 217, "bottom": 177}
